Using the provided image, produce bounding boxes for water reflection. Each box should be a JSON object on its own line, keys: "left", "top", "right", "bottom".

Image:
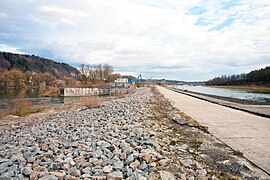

{"left": 0, "top": 88, "right": 104, "bottom": 112}
{"left": 0, "top": 89, "right": 60, "bottom": 112}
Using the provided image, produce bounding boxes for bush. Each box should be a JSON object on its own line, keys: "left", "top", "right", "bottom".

{"left": 79, "top": 96, "right": 102, "bottom": 108}
{"left": 2, "top": 100, "right": 44, "bottom": 117}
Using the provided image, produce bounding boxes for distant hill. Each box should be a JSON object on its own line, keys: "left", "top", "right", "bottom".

{"left": 206, "top": 66, "right": 270, "bottom": 86}
{"left": 0, "top": 52, "right": 80, "bottom": 78}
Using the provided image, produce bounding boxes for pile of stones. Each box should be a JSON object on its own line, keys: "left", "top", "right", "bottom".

{"left": 0, "top": 88, "right": 172, "bottom": 179}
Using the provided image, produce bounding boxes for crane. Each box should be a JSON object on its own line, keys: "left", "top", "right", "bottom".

{"left": 136, "top": 74, "right": 143, "bottom": 87}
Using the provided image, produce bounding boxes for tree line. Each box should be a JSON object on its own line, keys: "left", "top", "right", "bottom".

{"left": 79, "top": 64, "right": 116, "bottom": 86}
{"left": 0, "top": 69, "right": 59, "bottom": 89}
{"left": 206, "top": 66, "right": 270, "bottom": 86}
{"left": 0, "top": 63, "right": 123, "bottom": 90}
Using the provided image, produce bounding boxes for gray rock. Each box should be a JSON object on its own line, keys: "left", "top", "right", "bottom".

{"left": 67, "top": 167, "right": 77, "bottom": 175}
{"left": 141, "top": 141, "right": 159, "bottom": 148}
{"left": 138, "top": 161, "right": 148, "bottom": 170}
{"left": 136, "top": 173, "right": 147, "bottom": 180}
{"left": 180, "top": 159, "right": 193, "bottom": 168}
{"left": 0, "top": 158, "right": 9, "bottom": 163}
{"left": 64, "top": 142, "right": 79, "bottom": 148}
{"left": 83, "top": 167, "right": 92, "bottom": 174}
{"left": 127, "top": 167, "right": 133, "bottom": 177}
{"left": 23, "top": 167, "right": 31, "bottom": 176}
{"left": 125, "top": 154, "right": 134, "bottom": 165}
{"left": 50, "top": 163, "right": 62, "bottom": 170}
{"left": 103, "top": 148, "right": 114, "bottom": 159}
{"left": 27, "top": 155, "right": 35, "bottom": 163}
{"left": 107, "top": 145, "right": 116, "bottom": 152}
{"left": 159, "top": 171, "right": 175, "bottom": 180}
{"left": 0, "top": 170, "right": 15, "bottom": 178}
{"left": 101, "top": 142, "right": 111, "bottom": 149}
{"left": 107, "top": 171, "right": 123, "bottom": 179}
{"left": 64, "top": 157, "right": 73, "bottom": 164}
{"left": 0, "top": 165, "right": 8, "bottom": 174}
{"left": 39, "top": 174, "right": 58, "bottom": 180}
{"left": 113, "top": 161, "right": 124, "bottom": 170}
{"left": 92, "top": 149, "right": 103, "bottom": 158}
{"left": 196, "top": 169, "right": 207, "bottom": 177}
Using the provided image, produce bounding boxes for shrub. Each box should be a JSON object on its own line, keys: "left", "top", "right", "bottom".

{"left": 80, "top": 96, "right": 102, "bottom": 108}
{"left": 1, "top": 100, "right": 44, "bottom": 117}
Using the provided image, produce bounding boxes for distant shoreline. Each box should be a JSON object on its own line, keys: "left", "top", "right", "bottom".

{"left": 176, "top": 88, "right": 270, "bottom": 105}
{"left": 207, "top": 85, "right": 270, "bottom": 92}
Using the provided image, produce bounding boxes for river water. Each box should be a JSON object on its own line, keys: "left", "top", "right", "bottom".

{"left": 176, "top": 85, "right": 270, "bottom": 104}
{"left": 0, "top": 88, "right": 86, "bottom": 112}
{"left": 0, "top": 88, "right": 64, "bottom": 112}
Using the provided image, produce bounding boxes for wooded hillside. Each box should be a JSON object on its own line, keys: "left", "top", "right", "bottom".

{"left": 0, "top": 52, "right": 80, "bottom": 78}
{"left": 206, "top": 66, "right": 270, "bottom": 86}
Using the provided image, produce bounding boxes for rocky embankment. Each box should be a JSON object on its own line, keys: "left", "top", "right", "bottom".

{"left": 0, "top": 87, "right": 268, "bottom": 179}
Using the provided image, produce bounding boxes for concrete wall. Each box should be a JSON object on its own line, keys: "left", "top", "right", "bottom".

{"left": 62, "top": 87, "right": 128, "bottom": 97}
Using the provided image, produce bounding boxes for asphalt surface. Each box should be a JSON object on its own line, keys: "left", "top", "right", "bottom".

{"left": 169, "top": 88, "right": 270, "bottom": 118}
{"left": 157, "top": 86, "right": 270, "bottom": 175}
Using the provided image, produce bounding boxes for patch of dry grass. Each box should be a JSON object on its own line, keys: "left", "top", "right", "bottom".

{"left": 79, "top": 96, "right": 102, "bottom": 108}
{"left": 1, "top": 100, "right": 45, "bottom": 117}
{"left": 39, "top": 86, "right": 60, "bottom": 97}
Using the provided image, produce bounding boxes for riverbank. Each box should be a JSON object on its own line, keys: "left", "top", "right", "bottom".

{"left": 176, "top": 86, "right": 270, "bottom": 105}
{"left": 208, "top": 85, "right": 270, "bottom": 92}
{"left": 0, "top": 87, "right": 268, "bottom": 179}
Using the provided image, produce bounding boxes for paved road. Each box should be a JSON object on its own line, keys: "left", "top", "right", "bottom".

{"left": 169, "top": 88, "right": 270, "bottom": 118}
{"left": 157, "top": 86, "right": 270, "bottom": 175}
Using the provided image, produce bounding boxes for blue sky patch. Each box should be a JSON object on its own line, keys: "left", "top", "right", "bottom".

{"left": 189, "top": 6, "right": 207, "bottom": 15}
{"left": 195, "top": 17, "right": 211, "bottom": 26}
{"left": 222, "top": 0, "right": 241, "bottom": 9}
{"left": 209, "top": 17, "right": 234, "bottom": 31}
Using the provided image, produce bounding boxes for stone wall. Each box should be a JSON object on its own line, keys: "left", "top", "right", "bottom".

{"left": 62, "top": 87, "right": 128, "bottom": 97}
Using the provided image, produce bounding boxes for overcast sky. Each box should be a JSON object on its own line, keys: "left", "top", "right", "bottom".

{"left": 0, "top": 0, "right": 269, "bottom": 81}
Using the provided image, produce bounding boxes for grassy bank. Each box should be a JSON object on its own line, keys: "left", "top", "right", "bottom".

{"left": 208, "top": 85, "right": 270, "bottom": 92}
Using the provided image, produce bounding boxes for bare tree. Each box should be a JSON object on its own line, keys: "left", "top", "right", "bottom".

{"left": 103, "top": 64, "right": 113, "bottom": 81}
{"left": 79, "top": 64, "right": 85, "bottom": 75}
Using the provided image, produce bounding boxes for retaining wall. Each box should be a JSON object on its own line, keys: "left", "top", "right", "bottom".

{"left": 62, "top": 87, "right": 128, "bottom": 97}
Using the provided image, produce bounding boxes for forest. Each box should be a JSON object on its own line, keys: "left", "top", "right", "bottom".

{"left": 0, "top": 52, "right": 80, "bottom": 78}
{"left": 206, "top": 66, "right": 270, "bottom": 86}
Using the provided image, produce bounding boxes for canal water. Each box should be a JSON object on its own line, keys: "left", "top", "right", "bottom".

{"left": 176, "top": 85, "right": 270, "bottom": 104}
{"left": 0, "top": 88, "right": 85, "bottom": 112}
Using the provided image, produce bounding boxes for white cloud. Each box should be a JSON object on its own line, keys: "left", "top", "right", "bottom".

{"left": 0, "top": 0, "right": 269, "bottom": 80}
{"left": 39, "top": 6, "right": 87, "bottom": 18}
{"left": 0, "top": 44, "right": 26, "bottom": 54}
{"left": 0, "top": 12, "right": 7, "bottom": 18}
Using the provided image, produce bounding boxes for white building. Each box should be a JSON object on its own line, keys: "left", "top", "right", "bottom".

{"left": 115, "top": 78, "right": 129, "bottom": 87}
